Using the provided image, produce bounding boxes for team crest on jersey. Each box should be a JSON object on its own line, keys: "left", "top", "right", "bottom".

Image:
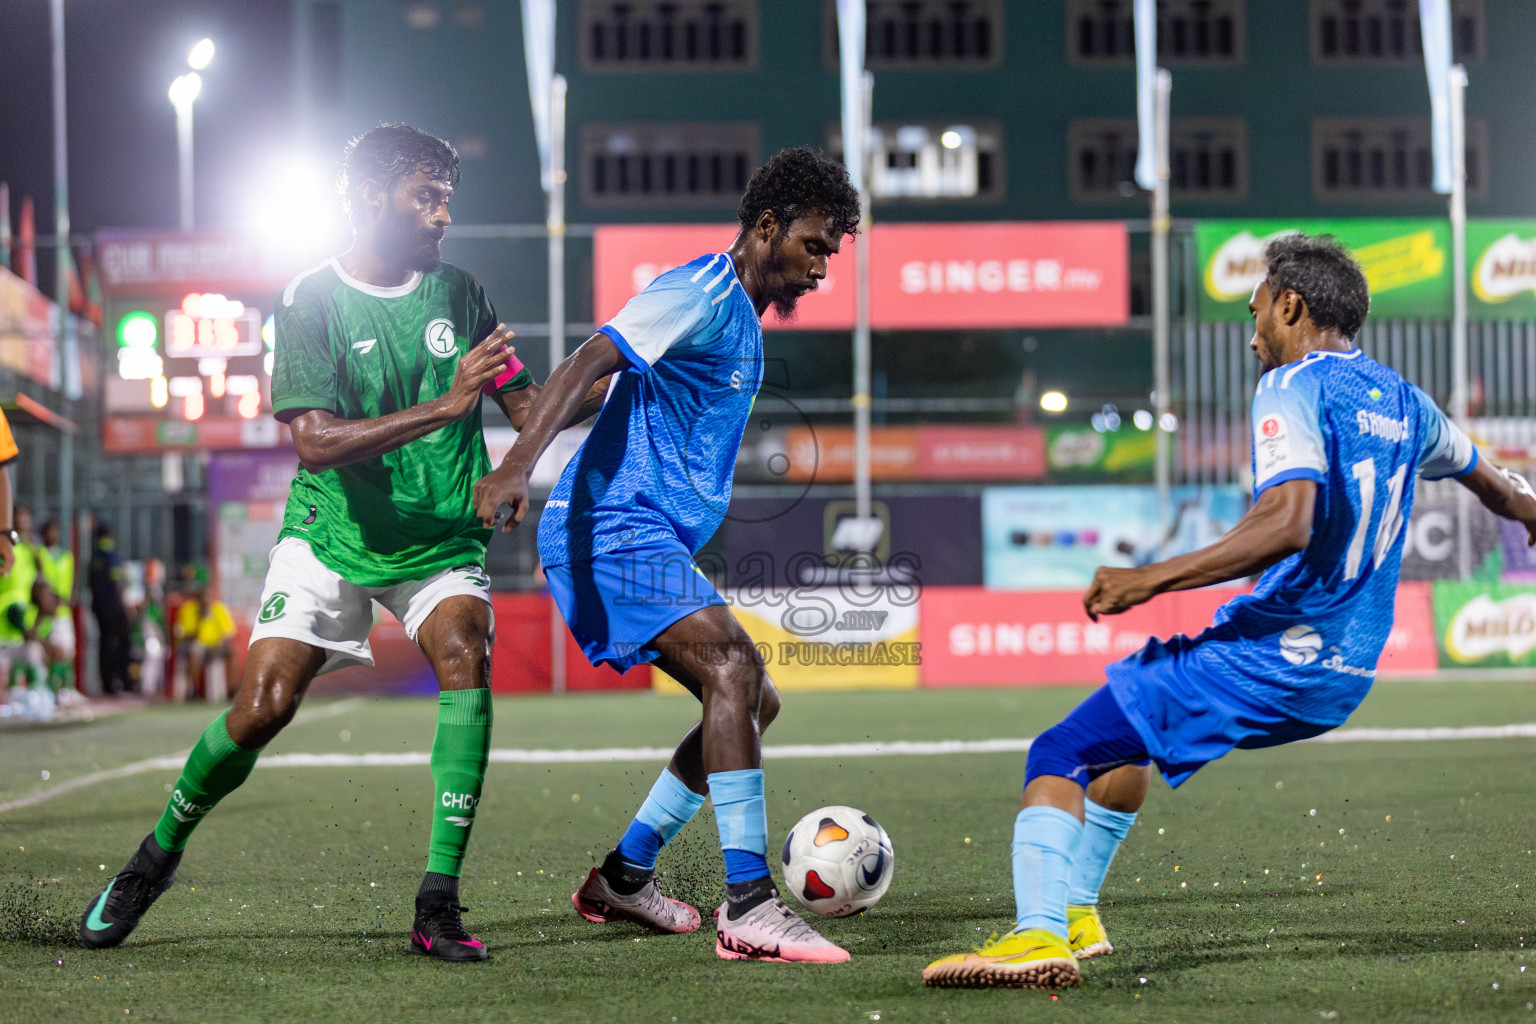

{"left": 424, "top": 318, "right": 457, "bottom": 358}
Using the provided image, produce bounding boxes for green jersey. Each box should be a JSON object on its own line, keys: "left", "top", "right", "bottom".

{"left": 272, "top": 259, "right": 531, "bottom": 588}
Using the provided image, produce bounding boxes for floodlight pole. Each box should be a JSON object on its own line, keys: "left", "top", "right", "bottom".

{"left": 1151, "top": 68, "right": 1173, "bottom": 529}
{"left": 853, "top": 71, "right": 874, "bottom": 528}
{"left": 548, "top": 74, "right": 567, "bottom": 377}
{"left": 1449, "top": 64, "right": 1471, "bottom": 579}
{"left": 50, "top": 0, "right": 74, "bottom": 559}
{"left": 173, "top": 94, "right": 195, "bottom": 232}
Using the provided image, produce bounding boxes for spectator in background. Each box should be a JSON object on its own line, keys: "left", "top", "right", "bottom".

{"left": 38, "top": 519, "right": 75, "bottom": 692}
{"left": 0, "top": 408, "right": 18, "bottom": 709}
{"left": 171, "top": 584, "right": 237, "bottom": 702}
{"left": 0, "top": 405, "right": 17, "bottom": 579}
{"left": 0, "top": 506, "right": 38, "bottom": 700}
{"left": 89, "top": 521, "right": 132, "bottom": 696}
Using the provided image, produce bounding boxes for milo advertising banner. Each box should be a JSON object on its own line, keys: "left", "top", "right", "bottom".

{"left": 1197, "top": 220, "right": 1451, "bottom": 321}
{"left": 1469, "top": 220, "right": 1536, "bottom": 320}
{"left": 1433, "top": 581, "right": 1536, "bottom": 668}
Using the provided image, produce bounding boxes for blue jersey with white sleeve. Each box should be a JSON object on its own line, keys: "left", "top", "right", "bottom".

{"left": 1107, "top": 349, "right": 1475, "bottom": 783}
{"left": 538, "top": 253, "right": 763, "bottom": 567}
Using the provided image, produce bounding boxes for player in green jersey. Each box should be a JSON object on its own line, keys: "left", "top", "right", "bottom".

{"left": 81, "top": 124, "right": 603, "bottom": 962}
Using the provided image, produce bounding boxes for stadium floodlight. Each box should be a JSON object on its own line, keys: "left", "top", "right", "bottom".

{"left": 168, "top": 71, "right": 201, "bottom": 106}
{"left": 188, "top": 38, "right": 215, "bottom": 71}
{"left": 1134, "top": 409, "right": 1154, "bottom": 431}
{"left": 244, "top": 154, "right": 349, "bottom": 260}
{"left": 1040, "top": 391, "right": 1068, "bottom": 413}
{"left": 940, "top": 130, "right": 963, "bottom": 150}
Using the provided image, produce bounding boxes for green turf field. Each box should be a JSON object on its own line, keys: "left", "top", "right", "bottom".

{"left": 1, "top": 681, "right": 1533, "bottom": 1024}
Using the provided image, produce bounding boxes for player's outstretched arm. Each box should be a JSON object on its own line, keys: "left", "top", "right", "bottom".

{"left": 473, "top": 334, "right": 628, "bottom": 530}
{"left": 1455, "top": 459, "right": 1536, "bottom": 545}
{"left": 1084, "top": 479, "right": 1315, "bottom": 620}
{"left": 286, "top": 326, "right": 516, "bottom": 473}
{"left": 490, "top": 374, "right": 612, "bottom": 432}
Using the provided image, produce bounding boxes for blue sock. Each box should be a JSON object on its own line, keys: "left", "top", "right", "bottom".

{"left": 615, "top": 769, "right": 706, "bottom": 870}
{"left": 1012, "top": 806, "right": 1083, "bottom": 937}
{"left": 708, "top": 769, "right": 769, "bottom": 883}
{"left": 1067, "top": 799, "right": 1138, "bottom": 906}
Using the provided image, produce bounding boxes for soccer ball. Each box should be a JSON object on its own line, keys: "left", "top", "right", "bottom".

{"left": 780, "top": 805, "right": 894, "bottom": 918}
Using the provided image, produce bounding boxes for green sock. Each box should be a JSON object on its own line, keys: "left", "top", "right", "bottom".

{"left": 153, "top": 710, "right": 262, "bottom": 853}
{"left": 426, "top": 687, "right": 493, "bottom": 878}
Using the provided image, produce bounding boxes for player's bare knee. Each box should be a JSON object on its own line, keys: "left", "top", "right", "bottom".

{"left": 431, "top": 630, "right": 491, "bottom": 690}
{"left": 704, "top": 660, "right": 762, "bottom": 716}
{"left": 233, "top": 668, "right": 304, "bottom": 744}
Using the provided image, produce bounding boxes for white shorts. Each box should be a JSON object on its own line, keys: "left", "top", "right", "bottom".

{"left": 50, "top": 614, "right": 76, "bottom": 660}
{"left": 248, "top": 537, "right": 493, "bottom": 675}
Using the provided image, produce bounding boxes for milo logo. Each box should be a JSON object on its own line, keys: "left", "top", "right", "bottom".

{"left": 258, "top": 592, "right": 289, "bottom": 623}
{"left": 1472, "top": 232, "right": 1536, "bottom": 304}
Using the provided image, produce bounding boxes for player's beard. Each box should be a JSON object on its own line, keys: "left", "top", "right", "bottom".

{"left": 765, "top": 233, "right": 804, "bottom": 322}
{"left": 381, "top": 216, "right": 443, "bottom": 273}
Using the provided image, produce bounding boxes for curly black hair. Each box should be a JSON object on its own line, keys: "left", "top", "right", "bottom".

{"left": 737, "top": 147, "right": 861, "bottom": 238}
{"left": 337, "top": 123, "right": 460, "bottom": 223}
{"left": 1262, "top": 233, "right": 1370, "bottom": 339}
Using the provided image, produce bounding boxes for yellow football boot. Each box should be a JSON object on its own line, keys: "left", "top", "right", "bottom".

{"left": 1067, "top": 904, "right": 1114, "bottom": 959}
{"left": 921, "top": 928, "right": 1081, "bottom": 989}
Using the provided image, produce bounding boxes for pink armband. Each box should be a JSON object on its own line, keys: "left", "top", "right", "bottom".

{"left": 482, "top": 350, "right": 527, "bottom": 394}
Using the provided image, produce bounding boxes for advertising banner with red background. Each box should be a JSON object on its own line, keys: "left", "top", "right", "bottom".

{"left": 918, "top": 583, "right": 1438, "bottom": 686}
{"left": 783, "top": 424, "right": 1045, "bottom": 483}
{"left": 593, "top": 222, "right": 1129, "bottom": 330}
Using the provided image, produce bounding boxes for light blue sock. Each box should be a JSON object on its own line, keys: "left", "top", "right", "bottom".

{"left": 1012, "top": 806, "right": 1083, "bottom": 937}
{"left": 708, "top": 769, "right": 769, "bottom": 883}
{"left": 615, "top": 769, "right": 706, "bottom": 870}
{"left": 1067, "top": 799, "right": 1138, "bottom": 906}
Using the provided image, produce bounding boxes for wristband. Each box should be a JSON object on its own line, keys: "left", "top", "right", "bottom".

{"left": 482, "top": 351, "right": 528, "bottom": 395}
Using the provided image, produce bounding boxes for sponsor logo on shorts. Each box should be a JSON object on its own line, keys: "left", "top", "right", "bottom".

{"left": 425, "top": 318, "right": 457, "bottom": 358}
{"left": 258, "top": 592, "right": 289, "bottom": 624}
{"left": 1278, "top": 624, "right": 1322, "bottom": 666}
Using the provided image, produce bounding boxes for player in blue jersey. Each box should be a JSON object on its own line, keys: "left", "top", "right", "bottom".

{"left": 474, "top": 148, "right": 862, "bottom": 963}
{"left": 923, "top": 233, "right": 1536, "bottom": 990}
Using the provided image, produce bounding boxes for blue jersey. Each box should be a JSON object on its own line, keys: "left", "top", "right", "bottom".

{"left": 1108, "top": 349, "right": 1476, "bottom": 766}
{"left": 538, "top": 253, "right": 763, "bottom": 567}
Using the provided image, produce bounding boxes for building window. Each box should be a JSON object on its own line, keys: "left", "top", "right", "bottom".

{"left": 1068, "top": 118, "right": 1248, "bottom": 202}
{"left": 1311, "top": 0, "right": 1484, "bottom": 64}
{"left": 1312, "top": 117, "right": 1488, "bottom": 201}
{"left": 823, "top": 0, "right": 1003, "bottom": 68}
{"left": 826, "top": 122, "right": 1003, "bottom": 200}
{"left": 1068, "top": 0, "right": 1244, "bottom": 65}
{"left": 581, "top": 123, "right": 758, "bottom": 206}
{"left": 578, "top": 1, "right": 757, "bottom": 70}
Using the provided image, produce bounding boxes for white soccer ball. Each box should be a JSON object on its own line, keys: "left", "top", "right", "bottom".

{"left": 1279, "top": 624, "right": 1322, "bottom": 666}
{"left": 780, "top": 805, "right": 894, "bottom": 918}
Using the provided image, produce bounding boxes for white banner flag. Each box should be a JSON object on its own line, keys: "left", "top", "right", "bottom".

{"left": 1133, "top": 0, "right": 1158, "bottom": 192}
{"left": 522, "top": 0, "right": 556, "bottom": 192}
{"left": 836, "top": 0, "right": 866, "bottom": 193}
{"left": 1419, "top": 0, "right": 1454, "bottom": 195}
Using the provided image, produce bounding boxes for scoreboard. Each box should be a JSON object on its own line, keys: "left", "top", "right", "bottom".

{"left": 109, "top": 292, "right": 272, "bottom": 425}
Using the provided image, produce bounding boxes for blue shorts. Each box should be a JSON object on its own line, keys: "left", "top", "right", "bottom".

{"left": 1102, "top": 631, "right": 1335, "bottom": 788}
{"left": 544, "top": 540, "right": 726, "bottom": 672}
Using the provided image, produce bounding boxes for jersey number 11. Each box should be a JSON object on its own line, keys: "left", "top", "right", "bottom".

{"left": 1344, "top": 457, "right": 1408, "bottom": 581}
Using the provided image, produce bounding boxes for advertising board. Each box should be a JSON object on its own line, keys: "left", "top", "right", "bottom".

{"left": 594, "top": 222, "right": 1130, "bottom": 330}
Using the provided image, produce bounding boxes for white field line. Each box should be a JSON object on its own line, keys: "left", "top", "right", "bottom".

{"left": 0, "top": 697, "right": 365, "bottom": 816}
{"left": 2, "top": 720, "right": 1533, "bottom": 817}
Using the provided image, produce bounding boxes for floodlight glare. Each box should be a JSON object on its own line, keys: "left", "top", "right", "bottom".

{"left": 168, "top": 72, "right": 202, "bottom": 107}
{"left": 941, "top": 130, "right": 963, "bottom": 150}
{"left": 188, "top": 38, "right": 215, "bottom": 70}
{"left": 1040, "top": 391, "right": 1068, "bottom": 413}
